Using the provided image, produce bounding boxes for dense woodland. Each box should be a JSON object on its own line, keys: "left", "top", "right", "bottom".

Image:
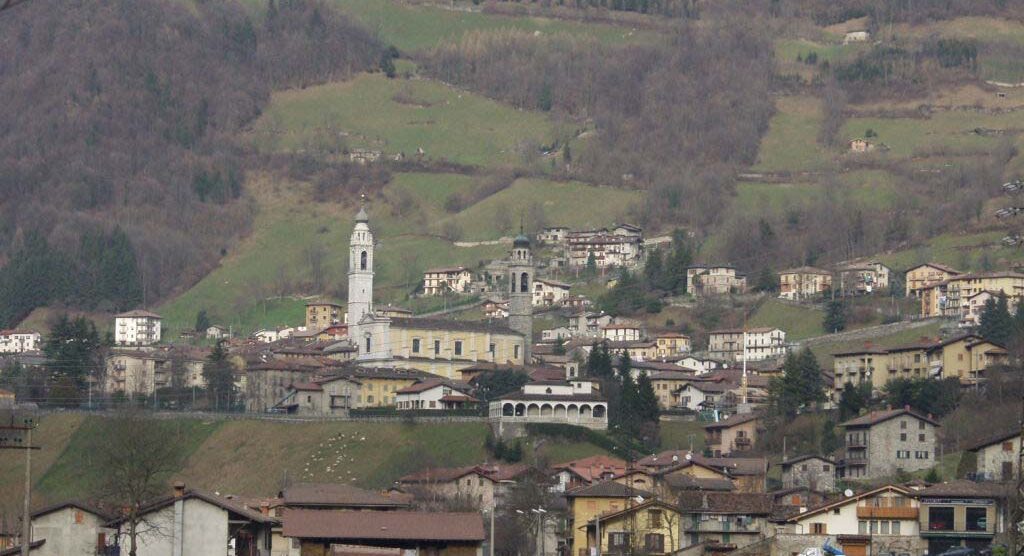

{"left": 425, "top": 21, "right": 776, "bottom": 229}
{"left": 0, "top": 0, "right": 382, "bottom": 327}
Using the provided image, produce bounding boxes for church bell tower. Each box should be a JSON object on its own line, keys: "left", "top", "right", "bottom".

{"left": 348, "top": 205, "right": 374, "bottom": 345}
{"left": 508, "top": 232, "right": 534, "bottom": 364}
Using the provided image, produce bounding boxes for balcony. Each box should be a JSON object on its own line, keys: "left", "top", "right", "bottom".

{"left": 686, "top": 520, "right": 762, "bottom": 534}
{"left": 734, "top": 437, "right": 752, "bottom": 448}
{"left": 857, "top": 507, "right": 918, "bottom": 520}
{"left": 847, "top": 437, "right": 867, "bottom": 448}
{"left": 844, "top": 455, "right": 868, "bottom": 466}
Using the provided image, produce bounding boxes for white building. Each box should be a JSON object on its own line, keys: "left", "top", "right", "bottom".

{"left": 600, "top": 323, "right": 644, "bottom": 342}
{"left": 107, "top": 484, "right": 276, "bottom": 556}
{"left": 538, "top": 226, "right": 570, "bottom": 244}
{"left": 532, "top": 278, "right": 571, "bottom": 307}
{"left": 422, "top": 267, "right": 473, "bottom": 296}
{"left": 0, "top": 329, "right": 41, "bottom": 353}
{"left": 785, "top": 484, "right": 921, "bottom": 541}
{"left": 707, "top": 327, "right": 786, "bottom": 362}
{"left": 489, "top": 378, "right": 608, "bottom": 433}
{"left": 114, "top": 310, "right": 162, "bottom": 346}
{"left": 395, "top": 379, "right": 478, "bottom": 410}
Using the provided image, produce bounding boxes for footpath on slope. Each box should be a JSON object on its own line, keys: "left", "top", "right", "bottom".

{"left": 795, "top": 317, "right": 942, "bottom": 350}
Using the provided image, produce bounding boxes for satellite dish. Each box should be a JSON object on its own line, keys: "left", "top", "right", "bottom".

{"left": 673, "top": 455, "right": 680, "bottom": 462}
{"left": 844, "top": 489, "right": 854, "bottom": 498}
{"left": 635, "top": 496, "right": 645, "bottom": 504}
{"left": 685, "top": 453, "right": 693, "bottom": 461}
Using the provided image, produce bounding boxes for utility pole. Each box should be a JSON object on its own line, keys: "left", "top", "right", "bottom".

{"left": 0, "top": 410, "right": 40, "bottom": 556}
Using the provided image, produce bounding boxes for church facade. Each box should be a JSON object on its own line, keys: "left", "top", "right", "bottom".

{"left": 347, "top": 207, "right": 530, "bottom": 379}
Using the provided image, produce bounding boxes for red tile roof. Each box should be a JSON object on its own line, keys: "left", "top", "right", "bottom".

{"left": 840, "top": 408, "right": 939, "bottom": 428}
{"left": 552, "top": 455, "right": 627, "bottom": 483}
{"left": 282, "top": 509, "right": 485, "bottom": 542}
{"left": 281, "top": 483, "right": 408, "bottom": 509}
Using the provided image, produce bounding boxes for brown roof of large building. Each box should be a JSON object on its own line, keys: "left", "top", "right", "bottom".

{"left": 678, "top": 492, "right": 773, "bottom": 514}
{"left": 107, "top": 488, "right": 277, "bottom": 526}
{"left": 565, "top": 481, "right": 654, "bottom": 499}
{"left": 704, "top": 412, "right": 762, "bottom": 430}
{"left": 282, "top": 509, "right": 485, "bottom": 542}
{"left": 662, "top": 475, "right": 735, "bottom": 492}
{"left": 779, "top": 266, "right": 832, "bottom": 276}
{"left": 389, "top": 317, "right": 521, "bottom": 337}
{"left": 965, "top": 427, "right": 1019, "bottom": 452}
{"left": 551, "top": 455, "right": 627, "bottom": 483}
{"left": 399, "top": 464, "right": 531, "bottom": 484}
{"left": 281, "top": 483, "right": 409, "bottom": 509}
{"left": 914, "top": 480, "right": 1009, "bottom": 499}
{"left": 840, "top": 408, "right": 939, "bottom": 428}
{"left": 907, "top": 262, "right": 960, "bottom": 274}
{"left": 115, "top": 309, "right": 162, "bottom": 319}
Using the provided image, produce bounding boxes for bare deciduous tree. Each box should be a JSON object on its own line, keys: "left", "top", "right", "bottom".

{"left": 90, "top": 408, "right": 186, "bottom": 556}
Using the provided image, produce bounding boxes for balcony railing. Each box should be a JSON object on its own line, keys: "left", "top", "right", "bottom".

{"left": 686, "top": 521, "right": 762, "bottom": 534}
{"left": 857, "top": 507, "right": 918, "bottom": 520}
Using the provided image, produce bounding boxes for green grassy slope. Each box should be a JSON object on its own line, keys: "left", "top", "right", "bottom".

{"left": 749, "top": 299, "right": 825, "bottom": 341}
{"left": 10, "top": 415, "right": 631, "bottom": 505}
{"left": 248, "top": 74, "right": 559, "bottom": 168}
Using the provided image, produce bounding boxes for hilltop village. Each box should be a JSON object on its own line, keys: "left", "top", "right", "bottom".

{"left": 2, "top": 206, "right": 1023, "bottom": 556}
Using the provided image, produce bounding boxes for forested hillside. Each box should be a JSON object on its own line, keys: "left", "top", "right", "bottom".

{"left": 0, "top": 0, "right": 381, "bottom": 326}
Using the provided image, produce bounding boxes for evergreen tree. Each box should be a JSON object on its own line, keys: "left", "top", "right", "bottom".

{"left": 585, "top": 342, "right": 613, "bottom": 378}
{"left": 821, "top": 419, "right": 840, "bottom": 454}
{"left": 755, "top": 266, "right": 778, "bottom": 293}
{"left": 770, "top": 348, "right": 824, "bottom": 417}
{"left": 586, "top": 251, "right": 597, "bottom": 274}
{"left": 665, "top": 229, "right": 693, "bottom": 294}
{"left": 203, "top": 340, "right": 236, "bottom": 410}
{"left": 194, "top": 310, "right": 211, "bottom": 333}
{"left": 43, "top": 314, "right": 105, "bottom": 396}
{"left": 838, "top": 381, "right": 871, "bottom": 420}
{"left": 823, "top": 299, "right": 847, "bottom": 333}
{"left": 636, "top": 371, "right": 660, "bottom": 423}
{"left": 617, "top": 361, "right": 640, "bottom": 436}
{"left": 643, "top": 248, "right": 664, "bottom": 292}
{"left": 979, "top": 294, "right": 1013, "bottom": 346}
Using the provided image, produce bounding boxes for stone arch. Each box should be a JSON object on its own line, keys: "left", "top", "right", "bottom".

{"left": 540, "top": 404, "right": 553, "bottom": 416}
{"left": 593, "top": 405, "right": 606, "bottom": 418}
{"left": 580, "top": 404, "right": 592, "bottom": 418}
{"left": 520, "top": 272, "right": 529, "bottom": 292}
{"left": 527, "top": 403, "right": 540, "bottom": 417}
{"left": 554, "top": 404, "right": 567, "bottom": 419}
{"left": 510, "top": 272, "right": 516, "bottom": 293}
{"left": 503, "top": 403, "right": 515, "bottom": 417}
{"left": 515, "top": 403, "right": 526, "bottom": 416}
{"left": 360, "top": 250, "right": 368, "bottom": 270}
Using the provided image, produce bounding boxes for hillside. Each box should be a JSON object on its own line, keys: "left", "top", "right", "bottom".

{"left": 0, "top": 413, "right": 706, "bottom": 514}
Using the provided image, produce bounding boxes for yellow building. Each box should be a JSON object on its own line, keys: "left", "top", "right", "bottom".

{"left": 654, "top": 332, "right": 691, "bottom": 356}
{"left": 566, "top": 481, "right": 654, "bottom": 556}
{"left": 778, "top": 266, "right": 833, "bottom": 300}
{"left": 920, "top": 271, "right": 1024, "bottom": 317}
{"left": 579, "top": 500, "right": 684, "bottom": 556}
{"left": 927, "top": 334, "right": 1008, "bottom": 386}
{"left": 649, "top": 371, "right": 698, "bottom": 409}
{"left": 381, "top": 317, "right": 526, "bottom": 380}
{"left": 305, "top": 301, "right": 344, "bottom": 330}
{"left": 905, "top": 263, "right": 960, "bottom": 298}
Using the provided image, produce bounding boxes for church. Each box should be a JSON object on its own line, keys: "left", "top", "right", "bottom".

{"left": 346, "top": 206, "right": 530, "bottom": 379}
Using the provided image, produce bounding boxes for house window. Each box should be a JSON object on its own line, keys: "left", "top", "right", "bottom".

{"left": 648, "top": 510, "right": 663, "bottom": 528}
{"left": 900, "top": 433, "right": 907, "bottom": 441}
{"left": 928, "top": 507, "right": 954, "bottom": 531}
{"left": 365, "top": 336, "right": 371, "bottom": 352}
{"left": 1004, "top": 442, "right": 1014, "bottom": 452}
{"left": 514, "top": 345, "right": 520, "bottom": 359}
{"left": 1003, "top": 461, "right": 1015, "bottom": 480}
{"left": 429, "top": 401, "right": 436, "bottom": 408}
{"left": 900, "top": 420, "right": 907, "bottom": 429}
{"left": 367, "top": 395, "right": 374, "bottom": 403}
{"left": 891, "top": 521, "right": 900, "bottom": 535}
{"left": 919, "top": 434, "right": 925, "bottom": 442}
{"left": 489, "top": 343, "right": 496, "bottom": 354}
{"left": 966, "top": 507, "right": 988, "bottom": 532}
{"left": 412, "top": 339, "right": 421, "bottom": 353}
{"left": 811, "top": 523, "right": 827, "bottom": 534}
{"left": 823, "top": 465, "right": 831, "bottom": 472}
{"left": 454, "top": 341, "right": 463, "bottom": 356}
{"left": 360, "top": 250, "right": 367, "bottom": 270}
{"left": 644, "top": 533, "right": 665, "bottom": 552}
{"left": 919, "top": 421, "right": 926, "bottom": 430}
{"left": 306, "top": 396, "right": 312, "bottom": 403}
{"left": 880, "top": 521, "right": 890, "bottom": 534}
{"left": 609, "top": 532, "right": 630, "bottom": 549}
{"left": 434, "top": 340, "right": 441, "bottom": 354}
{"left": 858, "top": 521, "right": 867, "bottom": 535}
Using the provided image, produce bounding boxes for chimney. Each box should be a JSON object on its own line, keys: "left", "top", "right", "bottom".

{"left": 173, "top": 482, "right": 186, "bottom": 498}
{"left": 904, "top": 404, "right": 910, "bottom": 411}
{"left": 259, "top": 502, "right": 270, "bottom": 516}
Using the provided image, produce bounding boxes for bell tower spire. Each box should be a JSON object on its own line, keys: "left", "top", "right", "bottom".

{"left": 348, "top": 200, "right": 374, "bottom": 345}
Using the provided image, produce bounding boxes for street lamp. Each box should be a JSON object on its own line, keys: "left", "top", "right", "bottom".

{"left": 531, "top": 508, "right": 548, "bottom": 556}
